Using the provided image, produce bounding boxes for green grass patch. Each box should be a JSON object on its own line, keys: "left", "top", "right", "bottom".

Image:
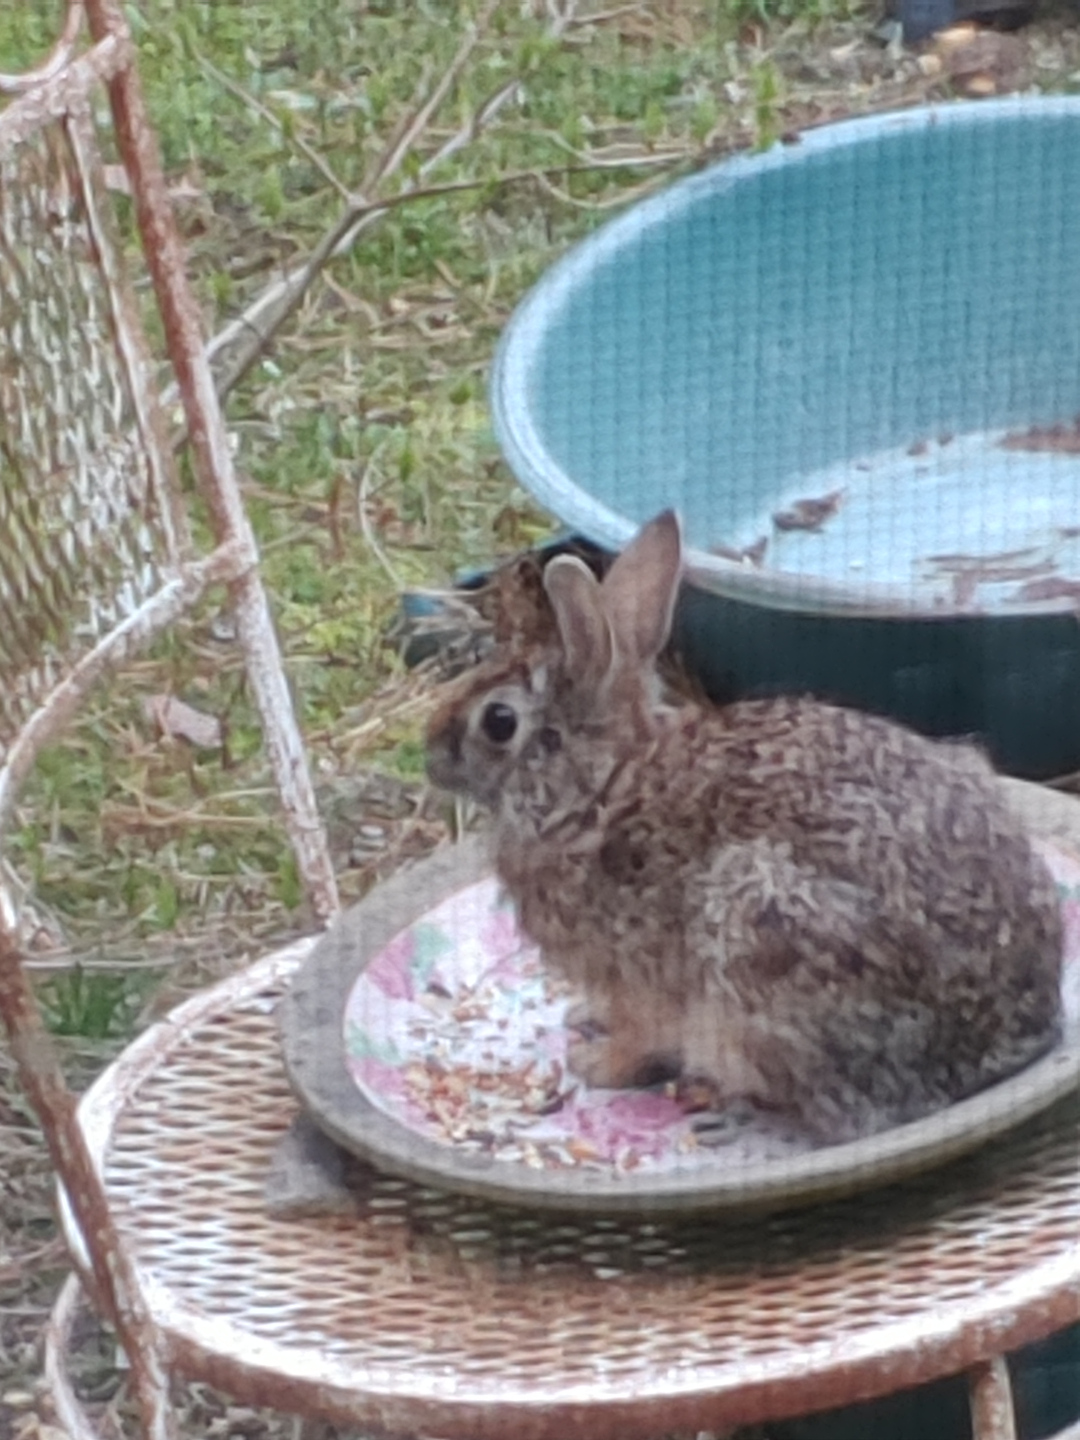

{"left": 2, "top": 0, "right": 904, "bottom": 1031}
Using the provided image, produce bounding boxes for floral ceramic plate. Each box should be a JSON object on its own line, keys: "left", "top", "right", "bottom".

{"left": 280, "top": 781, "right": 1080, "bottom": 1214}
{"left": 341, "top": 874, "right": 810, "bottom": 1178}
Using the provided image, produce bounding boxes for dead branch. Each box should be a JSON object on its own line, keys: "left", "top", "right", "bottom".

{"left": 194, "top": 49, "right": 352, "bottom": 202}
{"left": 165, "top": 0, "right": 587, "bottom": 410}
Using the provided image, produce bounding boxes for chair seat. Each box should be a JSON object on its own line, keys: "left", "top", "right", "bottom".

{"left": 58, "top": 911, "right": 1080, "bottom": 1440}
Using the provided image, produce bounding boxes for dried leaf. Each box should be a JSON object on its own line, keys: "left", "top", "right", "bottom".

{"left": 1013, "top": 576, "right": 1080, "bottom": 604}
{"left": 999, "top": 417, "right": 1080, "bottom": 454}
{"left": 951, "top": 570, "right": 980, "bottom": 607}
{"left": 933, "top": 25, "right": 1028, "bottom": 97}
{"left": 143, "top": 695, "right": 223, "bottom": 750}
{"left": 710, "top": 535, "right": 769, "bottom": 566}
{"left": 772, "top": 488, "right": 845, "bottom": 533}
{"left": 12, "top": 1416, "right": 69, "bottom": 1440}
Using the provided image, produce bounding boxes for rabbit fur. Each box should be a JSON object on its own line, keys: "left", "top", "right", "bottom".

{"left": 425, "top": 511, "right": 1064, "bottom": 1144}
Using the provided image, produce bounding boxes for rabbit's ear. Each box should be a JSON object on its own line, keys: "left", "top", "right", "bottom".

{"left": 602, "top": 510, "right": 682, "bottom": 662}
{"left": 543, "top": 554, "right": 614, "bottom": 686}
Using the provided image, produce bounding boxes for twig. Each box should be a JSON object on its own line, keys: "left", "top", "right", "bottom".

{"left": 166, "top": 0, "right": 588, "bottom": 411}
{"left": 416, "top": 1, "right": 583, "bottom": 171}
{"left": 566, "top": 3, "right": 643, "bottom": 25}
{"left": 25, "top": 951, "right": 218, "bottom": 974}
{"left": 208, "top": 0, "right": 505, "bottom": 402}
{"left": 110, "top": 778, "right": 279, "bottom": 807}
{"left": 339, "top": 687, "right": 443, "bottom": 753}
{"left": 356, "top": 450, "right": 404, "bottom": 589}
{"left": 193, "top": 50, "right": 352, "bottom": 203}
{"left": 542, "top": 126, "right": 698, "bottom": 168}
{"left": 531, "top": 165, "right": 669, "bottom": 211}
{"left": 362, "top": 0, "right": 503, "bottom": 194}
{"left": 423, "top": 73, "right": 522, "bottom": 172}
{"left": 279, "top": 157, "right": 685, "bottom": 220}
{"left": 544, "top": 0, "right": 580, "bottom": 24}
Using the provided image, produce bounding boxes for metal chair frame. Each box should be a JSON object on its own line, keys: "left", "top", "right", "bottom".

{"left": 0, "top": 4, "right": 337, "bottom": 1437}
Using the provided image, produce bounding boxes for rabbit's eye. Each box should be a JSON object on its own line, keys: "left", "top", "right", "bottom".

{"left": 480, "top": 701, "right": 518, "bottom": 744}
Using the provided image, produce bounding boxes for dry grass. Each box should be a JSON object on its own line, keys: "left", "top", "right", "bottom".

{"left": 3, "top": 0, "right": 1080, "bottom": 1434}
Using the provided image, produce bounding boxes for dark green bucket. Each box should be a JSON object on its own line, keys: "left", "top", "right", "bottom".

{"left": 491, "top": 99, "right": 1080, "bottom": 778}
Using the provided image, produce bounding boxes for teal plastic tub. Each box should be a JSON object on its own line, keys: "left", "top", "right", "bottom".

{"left": 491, "top": 99, "right": 1080, "bottom": 778}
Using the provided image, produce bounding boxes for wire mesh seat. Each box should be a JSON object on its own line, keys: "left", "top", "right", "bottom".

{"left": 41, "top": 779, "right": 1080, "bottom": 1440}
{"left": 3, "top": 6, "right": 1080, "bottom": 1440}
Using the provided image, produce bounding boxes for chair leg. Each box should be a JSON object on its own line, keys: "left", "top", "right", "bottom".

{"left": 228, "top": 565, "right": 340, "bottom": 925}
{"left": 0, "top": 933, "right": 177, "bottom": 1440}
{"left": 968, "top": 1356, "right": 1018, "bottom": 1440}
{"left": 45, "top": 1273, "right": 110, "bottom": 1440}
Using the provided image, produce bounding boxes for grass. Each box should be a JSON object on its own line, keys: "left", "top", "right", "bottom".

{"left": 3, "top": 0, "right": 1080, "bottom": 1433}
{"left": 2, "top": 0, "right": 904, "bottom": 993}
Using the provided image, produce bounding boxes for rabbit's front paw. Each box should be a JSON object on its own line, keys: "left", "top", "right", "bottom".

{"left": 566, "top": 1027, "right": 623, "bottom": 1088}
{"left": 565, "top": 997, "right": 609, "bottom": 1039}
{"left": 566, "top": 1008, "right": 681, "bottom": 1090}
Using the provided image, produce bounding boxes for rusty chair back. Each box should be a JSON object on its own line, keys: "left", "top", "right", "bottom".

{"left": 0, "top": 4, "right": 337, "bottom": 1435}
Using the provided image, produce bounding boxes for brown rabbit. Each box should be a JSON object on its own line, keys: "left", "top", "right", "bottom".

{"left": 425, "top": 511, "right": 1064, "bottom": 1144}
